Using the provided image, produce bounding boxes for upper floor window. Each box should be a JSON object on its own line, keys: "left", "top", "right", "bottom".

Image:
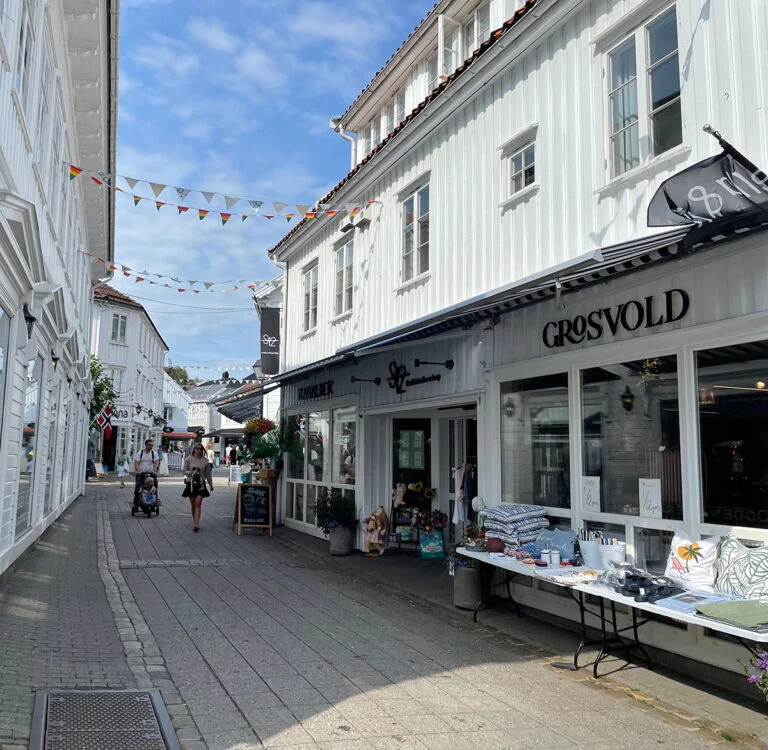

{"left": 426, "top": 55, "right": 438, "bottom": 94}
{"left": 370, "top": 117, "right": 381, "bottom": 150}
{"left": 111, "top": 314, "right": 127, "bottom": 343}
{"left": 463, "top": 3, "right": 490, "bottom": 57}
{"left": 303, "top": 263, "right": 318, "bottom": 332}
{"left": 111, "top": 368, "right": 124, "bottom": 394}
{"left": 36, "top": 36, "right": 53, "bottom": 160}
{"left": 14, "top": 1, "right": 34, "bottom": 111}
{"left": 385, "top": 101, "right": 395, "bottom": 135}
{"left": 334, "top": 240, "right": 354, "bottom": 317}
{"left": 395, "top": 90, "right": 406, "bottom": 125}
{"left": 607, "top": 5, "right": 681, "bottom": 177}
{"left": 402, "top": 184, "right": 429, "bottom": 283}
{"left": 509, "top": 142, "right": 535, "bottom": 196}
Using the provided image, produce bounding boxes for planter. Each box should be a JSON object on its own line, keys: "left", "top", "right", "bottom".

{"left": 328, "top": 526, "right": 354, "bottom": 556}
{"left": 453, "top": 565, "right": 482, "bottom": 610}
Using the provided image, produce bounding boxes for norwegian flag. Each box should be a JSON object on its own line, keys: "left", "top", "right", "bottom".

{"left": 96, "top": 405, "right": 112, "bottom": 440}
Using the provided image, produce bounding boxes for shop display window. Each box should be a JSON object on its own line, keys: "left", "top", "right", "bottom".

{"left": 285, "top": 414, "right": 305, "bottom": 480}
{"left": 696, "top": 340, "right": 768, "bottom": 529}
{"left": 16, "top": 357, "right": 43, "bottom": 539}
{"left": 581, "top": 356, "right": 682, "bottom": 519}
{"left": 500, "top": 373, "right": 570, "bottom": 509}
{"left": 0, "top": 308, "right": 9, "bottom": 452}
{"left": 332, "top": 407, "right": 356, "bottom": 485}
{"left": 308, "top": 411, "right": 330, "bottom": 482}
{"left": 43, "top": 381, "right": 60, "bottom": 516}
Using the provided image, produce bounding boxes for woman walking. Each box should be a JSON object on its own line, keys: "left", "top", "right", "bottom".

{"left": 116, "top": 448, "right": 129, "bottom": 488}
{"left": 182, "top": 443, "right": 214, "bottom": 532}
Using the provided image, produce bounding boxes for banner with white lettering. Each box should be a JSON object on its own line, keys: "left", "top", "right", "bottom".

{"left": 647, "top": 152, "right": 768, "bottom": 227}
{"left": 260, "top": 307, "right": 280, "bottom": 375}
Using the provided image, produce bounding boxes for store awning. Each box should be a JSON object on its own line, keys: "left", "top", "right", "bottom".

{"left": 161, "top": 432, "right": 199, "bottom": 439}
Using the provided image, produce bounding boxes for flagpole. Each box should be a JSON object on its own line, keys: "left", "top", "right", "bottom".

{"left": 703, "top": 124, "right": 767, "bottom": 177}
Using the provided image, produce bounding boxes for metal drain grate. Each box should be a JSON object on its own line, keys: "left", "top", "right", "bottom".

{"left": 30, "top": 690, "right": 181, "bottom": 750}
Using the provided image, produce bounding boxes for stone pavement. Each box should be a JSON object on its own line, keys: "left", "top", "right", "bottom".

{"left": 1, "top": 471, "right": 767, "bottom": 749}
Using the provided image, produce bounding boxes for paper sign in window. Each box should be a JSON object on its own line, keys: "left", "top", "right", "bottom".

{"left": 581, "top": 476, "right": 601, "bottom": 513}
{"left": 639, "top": 478, "right": 662, "bottom": 518}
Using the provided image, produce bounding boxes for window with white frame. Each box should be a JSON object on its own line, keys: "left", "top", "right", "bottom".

{"left": 463, "top": 2, "right": 490, "bottom": 57}
{"left": 509, "top": 142, "right": 535, "bottom": 196}
{"left": 607, "top": 5, "right": 681, "bottom": 177}
{"left": 334, "top": 239, "right": 354, "bottom": 317}
{"left": 111, "top": 368, "right": 124, "bottom": 394}
{"left": 439, "top": 14, "right": 461, "bottom": 76}
{"left": 401, "top": 184, "right": 429, "bottom": 283}
{"left": 302, "top": 263, "right": 318, "bottom": 332}
{"left": 36, "top": 36, "right": 53, "bottom": 160}
{"left": 14, "top": 1, "right": 34, "bottom": 111}
{"left": 370, "top": 117, "right": 380, "bottom": 149}
{"left": 111, "top": 314, "right": 127, "bottom": 343}
{"left": 385, "top": 101, "right": 394, "bottom": 136}
{"left": 395, "top": 89, "right": 406, "bottom": 124}
{"left": 426, "top": 54, "right": 438, "bottom": 94}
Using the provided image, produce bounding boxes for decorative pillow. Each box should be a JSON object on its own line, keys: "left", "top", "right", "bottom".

{"left": 534, "top": 528, "right": 577, "bottom": 560}
{"left": 716, "top": 534, "right": 768, "bottom": 600}
{"left": 481, "top": 504, "right": 545, "bottom": 522}
{"left": 664, "top": 529, "right": 719, "bottom": 593}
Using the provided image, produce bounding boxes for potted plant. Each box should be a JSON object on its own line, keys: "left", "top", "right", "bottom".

{"left": 448, "top": 552, "right": 481, "bottom": 610}
{"left": 315, "top": 488, "right": 357, "bottom": 555}
{"left": 243, "top": 417, "right": 281, "bottom": 463}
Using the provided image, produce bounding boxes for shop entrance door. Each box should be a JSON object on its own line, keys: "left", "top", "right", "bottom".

{"left": 392, "top": 418, "right": 432, "bottom": 520}
{"left": 446, "top": 416, "right": 477, "bottom": 542}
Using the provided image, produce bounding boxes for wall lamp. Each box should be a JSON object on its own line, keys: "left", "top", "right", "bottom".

{"left": 503, "top": 397, "right": 515, "bottom": 418}
{"left": 621, "top": 386, "right": 635, "bottom": 412}
{"left": 51, "top": 349, "right": 60, "bottom": 370}
{"left": 414, "top": 358, "right": 454, "bottom": 370}
{"left": 351, "top": 376, "right": 381, "bottom": 385}
{"left": 23, "top": 304, "right": 37, "bottom": 340}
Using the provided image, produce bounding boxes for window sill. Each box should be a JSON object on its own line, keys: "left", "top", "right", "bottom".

{"left": 595, "top": 145, "right": 692, "bottom": 199}
{"left": 331, "top": 310, "right": 352, "bottom": 325}
{"left": 300, "top": 328, "right": 317, "bottom": 340}
{"left": 499, "top": 183, "right": 540, "bottom": 212}
{"left": 396, "top": 271, "right": 431, "bottom": 295}
{"left": 110, "top": 340, "right": 128, "bottom": 346}
{"left": 10, "top": 89, "right": 33, "bottom": 155}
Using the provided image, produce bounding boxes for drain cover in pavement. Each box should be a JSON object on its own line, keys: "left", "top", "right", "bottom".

{"left": 30, "top": 690, "right": 181, "bottom": 750}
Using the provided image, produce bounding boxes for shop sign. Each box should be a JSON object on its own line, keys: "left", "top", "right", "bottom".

{"left": 387, "top": 361, "right": 441, "bottom": 394}
{"left": 542, "top": 289, "right": 690, "bottom": 349}
{"left": 298, "top": 380, "right": 334, "bottom": 401}
{"left": 113, "top": 407, "right": 130, "bottom": 420}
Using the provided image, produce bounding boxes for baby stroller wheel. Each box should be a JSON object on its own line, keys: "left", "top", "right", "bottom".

{"left": 155, "top": 506, "right": 160, "bottom": 516}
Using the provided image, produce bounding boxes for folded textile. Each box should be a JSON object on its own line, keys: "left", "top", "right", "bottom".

{"left": 695, "top": 599, "right": 768, "bottom": 629}
{"left": 483, "top": 517, "right": 549, "bottom": 534}
{"left": 486, "top": 530, "right": 541, "bottom": 546}
{"left": 481, "top": 504, "right": 546, "bottom": 522}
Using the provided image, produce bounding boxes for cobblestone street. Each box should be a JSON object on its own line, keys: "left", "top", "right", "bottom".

{"left": 1, "top": 473, "right": 767, "bottom": 749}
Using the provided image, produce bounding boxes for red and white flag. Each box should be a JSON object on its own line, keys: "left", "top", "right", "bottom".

{"left": 96, "top": 405, "right": 112, "bottom": 440}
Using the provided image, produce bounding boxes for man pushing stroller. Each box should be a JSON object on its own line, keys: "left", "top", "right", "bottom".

{"left": 133, "top": 439, "right": 160, "bottom": 486}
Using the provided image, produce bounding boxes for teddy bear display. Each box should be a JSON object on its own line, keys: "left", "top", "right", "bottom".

{"left": 392, "top": 483, "right": 406, "bottom": 508}
{"left": 363, "top": 506, "right": 389, "bottom": 556}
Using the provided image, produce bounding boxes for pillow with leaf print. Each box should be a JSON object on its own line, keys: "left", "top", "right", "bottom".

{"left": 715, "top": 534, "right": 768, "bottom": 600}
{"left": 664, "top": 529, "right": 720, "bottom": 593}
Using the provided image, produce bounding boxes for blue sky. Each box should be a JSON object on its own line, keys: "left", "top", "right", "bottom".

{"left": 112, "top": 0, "right": 433, "bottom": 381}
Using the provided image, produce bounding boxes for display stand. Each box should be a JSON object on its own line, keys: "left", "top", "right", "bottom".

{"left": 232, "top": 483, "right": 273, "bottom": 536}
{"left": 228, "top": 464, "right": 242, "bottom": 486}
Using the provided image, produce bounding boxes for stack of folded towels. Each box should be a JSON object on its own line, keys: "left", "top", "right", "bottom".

{"left": 480, "top": 504, "right": 548, "bottom": 546}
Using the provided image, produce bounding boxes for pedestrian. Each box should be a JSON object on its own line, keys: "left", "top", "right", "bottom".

{"left": 116, "top": 448, "right": 129, "bottom": 488}
{"left": 205, "top": 443, "right": 215, "bottom": 467}
{"left": 133, "top": 439, "right": 159, "bottom": 491}
{"left": 225, "top": 445, "right": 231, "bottom": 467}
{"left": 183, "top": 443, "right": 214, "bottom": 532}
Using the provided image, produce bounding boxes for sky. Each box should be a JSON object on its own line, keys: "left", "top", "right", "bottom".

{"left": 112, "top": 0, "right": 433, "bottom": 381}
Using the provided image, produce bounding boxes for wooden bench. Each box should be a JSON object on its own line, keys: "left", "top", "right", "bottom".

{"left": 458, "top": 546, "right": 768, "bottom": 677}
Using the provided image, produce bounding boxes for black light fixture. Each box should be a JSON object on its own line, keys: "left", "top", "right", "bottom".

{"left": 621, "top": 386, "right": 635, "bottom": 412}
{"left": 351, "top": 376, "right": 381, "bottom": 385}
{"left": 503, "top": 397, "right": 515, "bottom": 418}
{"left": 135, "top": 404, "right": 142, "bottom": 414}
{"left": 22, "top": 304, "right": 37, "bottom": 340}
{"left": 414, "top": 358, "right": 454, "bottom": 370}
{"left": 147, "top": 409, "right": 154, "bottom": 417}
{"left": 51, "top": 349, "right": 60, "bottom": 370}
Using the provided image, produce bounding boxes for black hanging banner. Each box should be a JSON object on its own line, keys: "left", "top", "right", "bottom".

{"left": 260, "top": 307, "right": 280, "bottom": 375}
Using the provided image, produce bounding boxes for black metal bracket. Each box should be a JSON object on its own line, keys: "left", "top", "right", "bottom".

{"left": 351, "top": 376, "right": 381, "bottom": 385}
{"left": 414, "top": 358, "right": 454, "bottom": 370}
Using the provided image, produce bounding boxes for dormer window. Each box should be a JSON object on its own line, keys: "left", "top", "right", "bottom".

{"left": 463, "top": 2, "right": 490, "bottom": 58}
{"left": 395, "top": 90, "right": 406, "bottom": 124}
{"left": 426, "top": 55, "right": 439, "bottom": 94}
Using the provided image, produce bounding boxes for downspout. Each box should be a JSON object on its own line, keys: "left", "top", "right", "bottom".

{"left": 330, "top": 117, "right": 356, "bottom": 171}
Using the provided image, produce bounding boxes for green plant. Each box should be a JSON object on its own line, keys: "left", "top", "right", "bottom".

{"left": 89, "top": 355, "right": 116, "bottom": 421}
{"left": 314, "top": 489, "right": 357, "bottom": 534}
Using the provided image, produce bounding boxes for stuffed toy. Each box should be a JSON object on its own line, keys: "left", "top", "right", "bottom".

{"left": 393, "top": 483, "right": 406, "bottom": 508}
{"left": 364, "top": 506, "right": 389, "bottom": 555}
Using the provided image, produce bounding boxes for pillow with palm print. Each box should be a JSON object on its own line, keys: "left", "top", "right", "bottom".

{"left": 664, "top": 529, "right": 720, "bottom": 593}
{"left": 715, "top": 534, "right": 768, "bottom": 599}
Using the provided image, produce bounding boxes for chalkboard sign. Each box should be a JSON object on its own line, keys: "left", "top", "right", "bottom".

{"left": 232, "top": 483, "right": 272, "bottom": 535}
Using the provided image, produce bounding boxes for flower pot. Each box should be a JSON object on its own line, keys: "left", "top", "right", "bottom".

{"left": 453, "top": 565, "right": 481, "bottom": 610}
{"left": 329, "top": 526, "right": 354, "bottom": 556}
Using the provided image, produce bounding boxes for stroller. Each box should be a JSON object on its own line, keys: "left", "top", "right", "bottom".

{"left": 132, "top": 472, "right": 161, "bottom": 517}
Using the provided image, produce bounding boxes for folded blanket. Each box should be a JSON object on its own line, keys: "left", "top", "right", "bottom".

{"left": 483, "top": 517, "right": 549, "bottom": 535}
{"left": 481, "top": 503, "right": 546, "bottom": 523}
{"left": 486, "top": 530, "right": 542, "bottom": 546}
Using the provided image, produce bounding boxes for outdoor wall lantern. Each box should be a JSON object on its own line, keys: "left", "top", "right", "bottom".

{"left": 621, "top": 386, "right": 635, "bottom": 412}
{"left": 22, "top": 304, "right": 37, "bottom": 340}
{"left": 414, "top": 358, "right": 454, "bottom": 370}
{"left": 503, "top": 397, "right": 515, "bottom": 418}
{"left": 51, "top": 349, "right": 60, "bottom": 370}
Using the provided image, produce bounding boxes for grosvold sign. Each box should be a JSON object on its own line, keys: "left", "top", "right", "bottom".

{"left": 542, "top": 289, "right": 690, "bottom": 349}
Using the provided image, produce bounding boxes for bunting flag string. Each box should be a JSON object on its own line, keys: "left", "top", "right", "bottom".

{"left": 67, "top": 163, "right": 379, "bottom": 223}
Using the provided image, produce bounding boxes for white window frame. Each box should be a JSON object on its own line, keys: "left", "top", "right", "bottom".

{"left": 334, "top": 239, "right": 354, "bottom": 318}
{"left": 302, "top": 262, "right": 319, "bottom": 333}
{"left": 401, "top": 183, "right": 430, "bottom": 284}
{"left": 462, "top": 2, "right": 490, "bottom": 58}
{"left": 35, "top": 30, "right": 53, "bottom": 162}
{"left": 111, "top": 313, "right": 127, "bottom": 344}
{"left": 508, "top": 142, "right": 536, "bottom": 198}
{"left": 14, "top": 0, "right": 35, "bottom": 111}
{"left": 395, "top": 89, "right": 406, "bottom": 125}
{"left": 425, "top": 54, "right": 438, "bottom": 95}
{"left": 604, "top": 4, "right": 682, "bottom": 179}
{"left": 438, "top": 14, "right": 461, "bottom": 77}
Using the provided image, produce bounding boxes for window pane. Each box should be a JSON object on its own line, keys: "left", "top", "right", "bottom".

{"left": 648, "top": 7, "right": 677, "bottom": 65}
{"left": 501, "top": 374, "right": 571, "bottom": 509}
{"left": 396, "top": 91, "right": 405, "bottom": 123}
{"left": 477, "top": 4, "right": 490, "bottom": 42}
{"left": 119, "top": 317, "right": 126, "bottom": 342}
{"left": 308, "top": 411, "right": 330, "bottom": 483}
{"left": 512, "top": 172, "right": 523, "bottom": 193}
{"left": 610, "top": 80, "right": 639, "bottom": 133}
{"left": 463, "top": 22, "right": 474, "bottom": 54}
{"left": 286, "top": 414, "right": 306, "bottom": 480}
{"left": 402, "top": 247, "right": 413, "bottom": 282}
{"left": 697, "top": 340, "right": 768, "bottom": 529}
{"left": 418, "top": 185, "right": 429, "bottom": 217}
{"left": 651, "top": 98, "right": 682, "bottom": 155}
{"left": 285, "top": 482, "right": 296, "bottom": 519}
{"left": 333, "top": 406, "right": 356, "bottom": 485}
{"left": 582, "top": 356, "right": 682, "bottom": 519}
{"left": 611, "top": 122, "right": 640, "bottom": 175}
{"left": 512, "top": 152, "right": 523, "bottom": 174}
{"left": 610, "top": 39, "right": 637, "bottom": 91}
{"left": 523, "top": 165, "right": 535, "bottom": 187}
{"left": 295, "top": 483, "right": 305, "bottom": 523}
{"left": 418, "top": 240, "right": 429, "bottom": 275}
{"left": 523, "top": 145, "right": 535, "bottom": 167}
{"left": 17, "top": 357, "right": 43, "bottom": 539}
{"left": 403, "top": 196, "right": 414, "bottom": 227}
{"left": 111, "top": 315, "right": 119, "bottom": 340}
{"left": 649, "top": 54, "right": 680, "bottom": 111}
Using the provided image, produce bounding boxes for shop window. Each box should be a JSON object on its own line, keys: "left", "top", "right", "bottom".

{"left": 111, "top": 313, "right": 127, "bottom": 343}
{"left": 333, "top": 406, "right": 356, "bottom": 485}
{"left": 501, "top": 373, "right": 570, "bottom": 509}
{"left": 401, "top": 184, "right": 429, "bottom": 283}
{"left": 0, "top": 308, "right": 10, "bottom": 453}
{"left": 581, "top": 356, "right": 682, "bottom": 519}
{"left": 302, "top": 263, "right": 318, "bottom": 332}
{"left": 634, "top": 527, "right": 673, "bottom": 574}
{"left": 696, "top": 340, "right": 768, "bottom": 529}
{"left": 43, "top": 381, "right": 60, "bottom": 515}
{"left": 16, "top": 357, "right": 42, "bottom": 539}
{"left": 607, "top": 5, "right": 681, "bottom": 177}
{"left": 285, "top": 413, "right": 306, "bottom": 480}
{"left": 308, "top": 411, "right": 330, "bottom": 482}
{"left": 334, "top": 239, "right": 354, "bottom": 317}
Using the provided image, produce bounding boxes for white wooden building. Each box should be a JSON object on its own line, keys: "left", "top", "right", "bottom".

{"left": 163, "top": 372, "right": 190, "bottom": 434}
{"left": 261, "top": 0, "right": 768, "bottom": 675}
{"left": 0, "top": 0, "right": 118, "bottom": 580}
{"left": 90, "top": 285, "right": 168, "bottom": 469}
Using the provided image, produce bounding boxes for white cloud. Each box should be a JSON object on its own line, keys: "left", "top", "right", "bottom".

{"left": 186, "top": 17, "right": 240, "bottom": 53}
{"left": 181, "top": 121, "right": 213, "bottom": 140}
{"left": 234, "top": 47, "right": 288, "bottom": 90}
{"left": 133, "top": 33, "right": 199, "bottom": 77}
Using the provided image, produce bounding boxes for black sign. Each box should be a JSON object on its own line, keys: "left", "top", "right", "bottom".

{"left": 387, "top": 361, "right": 441, "bottom": 394}
{"left": 239, "top": 484, "right": 270, "bottom": 526}
{"left": 648, "top": 152, "right": 768, "bottom": 227}
{"left": 542, "top": 289, "right": 690, "bottom": 349}
{"left": 260, "top": 307, "right": 281, "bottom": 375}
{"left": 298, "top": 380, "right": 334, "bottom": 401}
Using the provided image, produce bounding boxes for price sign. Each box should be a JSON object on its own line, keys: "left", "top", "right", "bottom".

{"left": 639, "top": 478, "right": 662, "bottom": 518}
{"left": 581, "top": 476, "right": 601, "bottom": 513}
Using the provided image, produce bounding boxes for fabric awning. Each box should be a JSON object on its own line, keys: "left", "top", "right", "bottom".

{"left": 162, "top": 432, "right": 199, "bottom": 439}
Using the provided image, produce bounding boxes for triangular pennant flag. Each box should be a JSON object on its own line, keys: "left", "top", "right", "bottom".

{"left": 284, "top": 213, "right": 295, "bottom": 222}
{"left": 175, "top": 187, "right": 190, "bottom": 202}
{"left": 272, "top": 202, "right": 287, "bottom": 214}
{"left": 198, "top": 209, "right": 209, "bottom": 220}
{"left": 296, "top": 204, "right": 310, "bottom": 217}
{"left": 155, "top": 201, "right": 165, "bottom": 211}
{"left": 178, "top": 288, "right": 186, "bottom": 292}
{"left": 220, "top": 213, "right": 232, "bottom": 225}
{"left": 90, "top": 176, "right": 103, "bottom": 186}
{"left": 189, "top": 280, "right": 198, "bottom": 286}
{"left": 224, "top": 195, "right": 238, "bottom": 210}
{"left": 108, "top": 265, "right": 117, "bottom": 271}
{"left": 149, "top": 280, "right": 157, "bottom": 285}
{"left": 247, "top": 284, "right": 255, "bottom": 290}
{"left": 367, "top": 199, "right": 378, "bottom": 205}
{"left": 114, "top": 186, "right": 124, "bottom": 193}
{"left": 163, "top": 284, "right": 171, "bottom": 288}
{"left": 241, "top": 214, "right": 248, "bottom": 222}
{"left": 122, "top": 265, "right": 132, "bottom": 271}
{"left": 124, "top": 177, "right": 139, "bottom": 190}
{"left": 150, "top": 182, "right": 166, "bottom": 198}
{"left": 324, "top": 209, "right": 339, "bottom": 217}
{"left": 249, "top": 200, "right": 263, "bottom": 212}
{"left": 133, "top": 195, "right": 142, "bottom": 206}
{"left": 202, "top": 191, "right": 215, "bottom": 204}
{"left": 123, "top": 271, "right": 131, "bottom": 277}
{"left": 96, "top": 257, "right": 105, "bottom": 264}
{"left": 193, "top": 290, "right": 200, "bottom": 294}
{"left": 263, "top": 213, "right": 274, "bottom": 220}
{"left": 203, "top": 282, "right": 214, "bottom": 290}
{"left": 178, "top": 206, "right": 189, "bottom": 214}
{"left": 305, "top": 211, "right": 317, "bottom": 219}
{"left": 69, "top": 165, "right": 83, "bottom": 180}
{"left": 171, "top": 277, "right": 181, "bottom": 282}
{"left": 135, "top": 277, "right": 145, "bottom": 282}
